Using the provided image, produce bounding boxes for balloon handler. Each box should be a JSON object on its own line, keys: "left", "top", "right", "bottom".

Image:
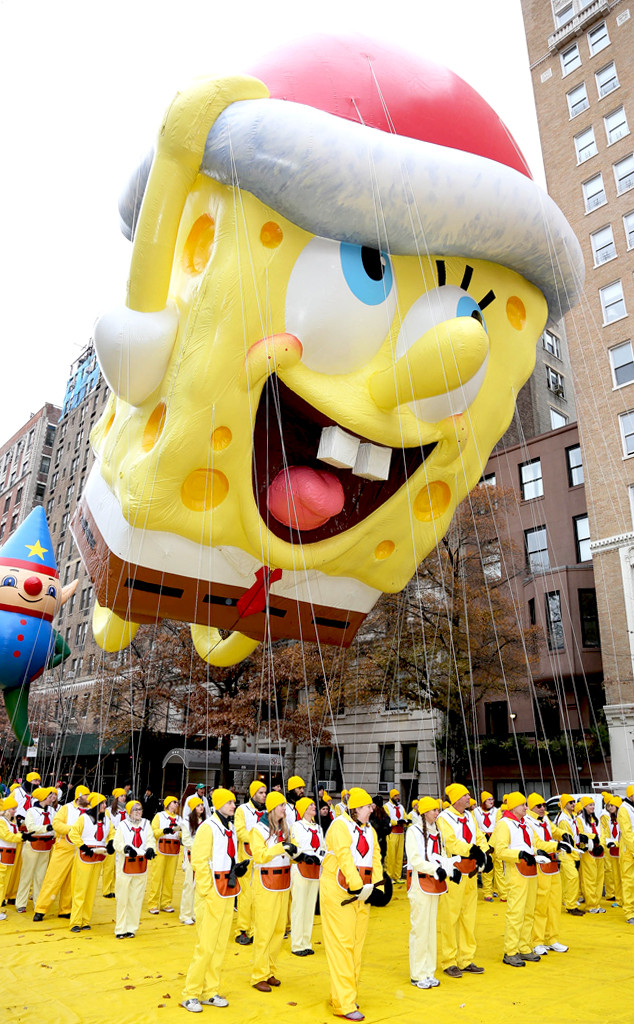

{"left": 181, "top": 788, "right": 248, "bottom": 1013}
{"left": 0, "top": 507, "right": 77, "bottom": 745}
{"left": 319, "top": 787, "right": 386, "bottom": 1021}
{"left": 113, "top": 799, "right": 157, "bottom": 938}
{"left": 33, "top": 785, "right": 91, "bottom": 921}
{"left": 67, "top": 793, "right": 115, "bottom": 932}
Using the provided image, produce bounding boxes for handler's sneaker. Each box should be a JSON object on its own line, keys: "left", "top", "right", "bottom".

{"left": 426, "top": 977, "right": 440, "bottom": 988}
{"left": 546, "top": 942, "right": 568, "bottom": 952}
{"left": 533, "top": 945, "right": 548, "bottom": 956}
{"left": 148, "top": 908, "right": 159, "bottom": 915}
{"left": 181, "top": 917, "right": 195, "bottom": 925}
{"left": 0, "top": 912, "right": 6, "bottom": 921}
{"left": 411, "top": 978, "right": 433, "bottom": 989}
{"left": 503, "top": 954, "right": 525, "bottom": 967}
{"left": 201, "top": 995, "right": 229, "bottom": 1007}
{"left": 181, "top": 999, "right": 203, "bottom": 1013}
{"left": 626, "top": 918, "right": 634, "bottom": 924}
{"left": 520, "top": 952, "right": 540, "bottom": 962}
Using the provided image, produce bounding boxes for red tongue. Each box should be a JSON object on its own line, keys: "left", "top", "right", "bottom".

{"left": 267, "top": 466, "right": 345, "bottom": 531}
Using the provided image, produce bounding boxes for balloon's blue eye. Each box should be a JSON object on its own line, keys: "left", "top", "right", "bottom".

{"left": 1, "top": 575, "right": 16, "bottom": 588}
{"left": 456, "top": 294, "right": 487, "bottom": 334}
{"left": 340, "top": 244, "right": 394, "bottom": 306}
{"left": 47, "top": 586, "right": 57, "bottom": 597}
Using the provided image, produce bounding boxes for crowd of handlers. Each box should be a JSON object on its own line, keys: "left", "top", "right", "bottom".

{"left": 0, "top": 772, "right": 633, "bottom": 1021}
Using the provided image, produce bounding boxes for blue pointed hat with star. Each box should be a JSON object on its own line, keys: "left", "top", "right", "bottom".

{"left": 0, "top": 506, "right": 58, "bottom": 577}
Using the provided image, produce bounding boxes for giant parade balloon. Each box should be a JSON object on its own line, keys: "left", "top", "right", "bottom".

{"left": 71, "top": 35, "right": 584, "bottom": 667}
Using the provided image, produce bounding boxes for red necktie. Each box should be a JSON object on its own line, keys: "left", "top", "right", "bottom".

{"left": 225, "top": 829, "right": 235, "bottom": 859}
{"left": 169, "top": 816, "right": 177, "bottom": 827}
{"left": 11, "top": 822, "right": 17, "bottom": 834}
{"left": 591, "top": 822, "right": 598, "bottom": 836}
{"left": 519, "top": 820, "right": 532, "bottom": 847}
{"left": 277, "top": 829, "right": 284, "bottom": 842}
{"left": 457, "top": 816, "right": 473, "bottom": 843}
{"left": 395, "top": 805, "right": 401, "bottom": 820}
{"left": 95, "top": 820, "right": 104, "bottom": 841}
{"left": 255, "top": 809, "right": 263, "bottom": 822}
{"left": 24, "top": 796, "right": 31, "bottom": 811}
{"left": 613, "top": 822, "right": 618, "bottom": 838}
{"left": 355, "top": 826, "right": 369, "bottom": 858}
{"left": 119, "top": 811, "right": 125, "bottom": 822}
{"left": 430, "top": 833, "right": 440, "bottom": 856}
{"left": 43, "top": 810, "right": 51, "bottom": 826}
{"left": 132, "top": 827, "right": 142, "bottom": 849}
{"left": 483, "top": 813, "right": 491, "bottom": 829}
{"left": 539, "top": 820, "right": 552, "bottom": 841}
{"left": 80, "top": 809, "right": 86, "bottom": 815}
{"left": 309, "top": 828, "right": 320, "bottom": 851}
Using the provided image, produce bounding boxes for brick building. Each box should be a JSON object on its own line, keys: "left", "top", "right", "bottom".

{"left": 0, "top": 403, "right": 60, "bottom": 543}
{"left": 521, "top": 0, "right": 634, "bottom": 781}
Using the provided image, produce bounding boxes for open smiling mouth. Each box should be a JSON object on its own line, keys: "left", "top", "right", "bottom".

{"left": 252, "top": 376, "right": 437, "bottom": 544}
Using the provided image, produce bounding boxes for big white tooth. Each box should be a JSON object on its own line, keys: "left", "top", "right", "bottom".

{"left": 353, "top": 443, "right": 392, "bottom": 481}
{"left": 317, "top": 425, "right": 360, "bottom": 469}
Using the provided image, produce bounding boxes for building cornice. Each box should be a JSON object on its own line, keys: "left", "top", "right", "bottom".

{"left": 590, "top": 531, "right": 634, "bottom": 553}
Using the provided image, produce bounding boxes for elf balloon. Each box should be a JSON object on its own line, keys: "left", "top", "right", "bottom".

{"left": 72, "top": 35, "right": 583, "bottom": 666}
{"left": 0, "top": 507, "right": 78, "bottom": 744}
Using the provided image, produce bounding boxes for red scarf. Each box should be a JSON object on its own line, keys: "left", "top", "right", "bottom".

{"left": 42, "top": 808, "right": 51, "bottom": 826}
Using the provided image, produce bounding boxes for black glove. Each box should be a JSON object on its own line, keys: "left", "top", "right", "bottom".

{"left": 163, "top": 826, "right": 175, "bottom": 835}
{"left": 483, "top": 852, "right": 494, "bottom": 873}
{"left": 16, "top": 815, "right": 25, "bottom": 825}
{"left": 80, "top": 844, "right": 94, "bottom": 857}
{"left": 519, "top": 850, "right": 536, "bottom": 867}
{"left": 557, "top": 840, "right": 573, "bottom": 853}
{"left": 227, "top": 868, "right": 238, "bottom": 888}
{"left": 451, "top": 868, "right": 462, "bottom": 884}
{"left": 235, "top": 859, "right": 250, "bottom": 877}
{"left": 578, "top": 834, "right": 589, "bottom": 848}
{"left": 106, "top": 840, "right": 115, "bottom": 855}
{"left": 306, "top": 855, "right": 321, "bottom": 865}
{"left": 294, "top": 852, "right": 306, "bottom": 863}
{"left": 282, "top": 841, "right": 298, "bottom": 857}
{"left": 469, "top": 844, "right": 486, "bottom": 868}
{"left": 561, "top": 833, "right": 574, "bottom": 847}
{"left": 21, "top": 832, "right": 31, "bottom": 842}
{"left": 592, "top": 843, "right": 604, "bottom": 857}
{"left": 435, "top": 866, "right": 447, "bottom": 882}
{"left": 607, "top": 841, "right": 616, "bottom": 849}
{"left": 123, "top": 845, "right": 137, "bottom": 859}
{"left": 145, "top": 848, "right": 156, "bottom": 860}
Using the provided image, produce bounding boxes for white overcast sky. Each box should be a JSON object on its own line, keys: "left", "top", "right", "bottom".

{"left": 0, "top": 0, "right": 544, "bottom": 442}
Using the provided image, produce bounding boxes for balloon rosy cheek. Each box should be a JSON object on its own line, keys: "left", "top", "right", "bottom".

{"left": 374, "top": 540, "right": 395, "bottom": 560}
{"left": 413, "top": 481, "right": 451, "bottom": 522}
{"left": 506, "top": 296, "right": 526, "bottom": 330}
{"left": 260, "top": 221, "right": 283, "bottom": 248}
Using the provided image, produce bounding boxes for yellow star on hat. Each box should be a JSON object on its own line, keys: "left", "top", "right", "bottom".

{"left": 25, "top": 540, "right": 48, "bottom": 560}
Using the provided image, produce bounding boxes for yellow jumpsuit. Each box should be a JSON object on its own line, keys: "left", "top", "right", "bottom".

{"left": 473, "top": 805, "right": 497, "bottom": 900}
{"left": 113, "top": 818, "right": 156, "bottom": 935}
{"left": 289, "top": 819, "right": 325, "bottom": 953}
{"left": 0, "top": 817, "right": 19, "bottom": 907}
{"left": 555, "top": 810, "right": 581, "bottom": 910}
{"left": 67, "top": 813, "right": 114, "bottom": 928}
{"left": 526, "top": 812, "right": 564, "bottom": 947}
{"left": 617, "top": 801, "right": 634, "bottom": 921}
{"left": 600, "top": 811, "right": 621, "bottom": 904}
{"left": 406, "top": 822, "right": 451, "bottom": 983}
{"left": 34, "top": 802, "right": 83, "bottom": 917}
{"left": 179, "top": 818, "right": 197, "bottom": 923}
{"left": 250, "top": 822, "right": 292, "bottom": 985}
{"left": 17, "top": 806, "right": 55, "bottom": 909}
{"left": 319, "top": 814, "right": 382, "bottom": 1017}
{"left": 181, "top": 815, "right": 239, "bottom": 1002}
{"left": 576, "top": 813, "right": 604, "bottom": 911}
{"left": 147, "top": 811, "right": 182, "bottom": 912}
{"left": 234, "top": 800, "right": 263, "bottom": 938}
{"left": 491, "top": 815, "right": 538, "bottom": 956}
{"left": 437, "top": 808, "right": 488, "bottom": 971}
{"left": 384, "top": 799, "right": 407, "bottom": 882}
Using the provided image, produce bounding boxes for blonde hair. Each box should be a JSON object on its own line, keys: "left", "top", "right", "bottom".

{"left": 267, "top": 803, "right": 289, "bottom": 842}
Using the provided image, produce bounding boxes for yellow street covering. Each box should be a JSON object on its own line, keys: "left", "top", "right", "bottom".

{"left": 3, "top": 877, "right": 630, "bottom": 1023}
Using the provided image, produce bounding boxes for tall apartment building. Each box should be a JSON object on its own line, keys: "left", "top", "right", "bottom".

{"left": 0, "top": 403, "right": 60, "bottom": 543}
{"left": 522, "top": 0, "right": 634, "bottom": 781}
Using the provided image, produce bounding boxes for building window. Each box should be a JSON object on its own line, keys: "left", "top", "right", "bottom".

{"left": 546, "top": 366, "right": 565, "bottom": 397}
{"left": 56, "top": 540, "right": 64, "bottom": 561}
{"left": 578, "top": 588, "right": 600, "bottom": 647}
{"left": 402, "top": 743, "right": 418, "bottom": 773}
{"left": 3, "top": 496, "right": 9, "bottom": 514}
{"left": 550, "top": 408, "right": 569, "bottom": 429}
{"left": 480, "top": 472, "right": 496, "bottom": 487}
{"left": 619, "top": 411, "right": 634, "bottom": 456}
{"left": 545, "top": 591, "right": 565, "bottom": 651}
{"left": 379, "top": 743, "right": 395, "bottom": 785}
{"left": 609, "top": 341, "right": 634, "bottom": 387}
{"left": 482, "top": 544, "right": 501, "bottom": 580}
{"left": 614, "top": 154, "right": 634, "bottom": 195}
{"left": 561, "top": 42, "right": 581, "bottom": 75}
{"left": 623, "top": 211, "right": 634, "bottom": 249}
{"left": 44, "top": 425, "right": 56, "bottom": 448}
{"left": 520, "top": 458, "right": 544, "bottom": 500}
{"left": 543, "top": 329, "right": 561, "bottom": 358}
{"left": 39, "top": 455, "right": 51, "bottom": 475}
{"left": 567, "top": 82, "right": 589, "bottom": 118}
{"left": 605, "top": 106, "right": 628, "bottom": 145}
{"left": 566, "top": 444, "right": 584, "bottom": 486}
{"left": 581, "top": 174, "right": 606, "bottom": 211}
{"left": 590, "top": 224, "right": 616, "bottom": 265}
{"left": 485, "top": 700, "right": 509, "bottom": 738}
{"left": 600, "top": 280, "right": 626, "bottom": 324}
{"left": 525, "top": 525, "right": 549, "bottom": 572}
{"left": 0, "top": 523, "right": 4, "bottom": 541}
{"left": 575, "top": 125, "right": 597, "bottom": 162}
{"left": 534, "top": 696, "right": 561, "bottom": 739}
{"left": 574, "top": 514, "right": 591, "bottom": 562}
{"left": 528, "top": 597, "right": 536, "bottom": 626}
{"left": 588, "top": 20, "right": 609, "bottom": 56}
{"left": 595, "top": 62, "right": 619, "bottom": 99}
{"left": 10, "top": 514, "right": 17, "bottom": 531}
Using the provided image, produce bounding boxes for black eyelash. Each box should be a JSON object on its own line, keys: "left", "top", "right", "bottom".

{"left": 436, "top": 259, "right": 446, "bottom": 286}
{"left": 478, "top": 290, "right": 496, "bottom": 310}
{"left": 436, "top": 259, "right": 496, "bottom": 309}
{"left": 460, "top": 265, "right": 474, "bottom": 291}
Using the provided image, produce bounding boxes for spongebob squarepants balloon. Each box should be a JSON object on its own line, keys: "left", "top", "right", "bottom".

{"left": 71, "top": 36, "right": 584, "bottom": 667}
